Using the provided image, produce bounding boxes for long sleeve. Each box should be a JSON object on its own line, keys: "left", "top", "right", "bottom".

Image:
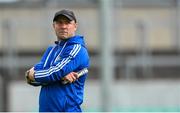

{"left": 33, "top": 46, "right": 54, "bottom": 71}
{"left": 34, "top": 44, "right": 85, "bottom": 83}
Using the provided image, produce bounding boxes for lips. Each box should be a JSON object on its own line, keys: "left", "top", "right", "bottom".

{"left": 59, "top": 31, "right": 67, "bottom": 34}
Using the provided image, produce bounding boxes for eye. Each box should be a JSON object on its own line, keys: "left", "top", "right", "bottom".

{"left": 55, "top": 19, "right": 70, "bottom": 25}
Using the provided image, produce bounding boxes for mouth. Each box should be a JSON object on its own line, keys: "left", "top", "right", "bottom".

{"left": 59, "top": 31, "right": 67, "bottom": 34}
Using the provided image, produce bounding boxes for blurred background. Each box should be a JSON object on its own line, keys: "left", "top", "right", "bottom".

{"left": 1, "top": 0, "right": 180, "bottom": 112}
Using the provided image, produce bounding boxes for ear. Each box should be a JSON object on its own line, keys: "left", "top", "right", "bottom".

{"left": 52, "top": 22, "right": 55, "bottom": 29}
{"left": 74, "top": 23, "right": 78, "bottom": 31}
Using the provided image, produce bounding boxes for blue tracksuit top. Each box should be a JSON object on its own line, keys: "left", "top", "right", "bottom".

{"left": 33, "top": 35, "right": 90, "bottom": 112}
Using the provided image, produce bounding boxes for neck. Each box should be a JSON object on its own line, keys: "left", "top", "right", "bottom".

{"left": 58, "top": 35, "right": 75, "bottom": 41}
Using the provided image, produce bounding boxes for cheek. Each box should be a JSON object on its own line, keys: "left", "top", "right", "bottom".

{"left": 54, "top": 26, "right": 59, "bottom": 31}
{"left": 72, "top": 26, "right": 77, "bottom": 31}
{"left": 68, "top": 27, "right": 76, "bottom": 32}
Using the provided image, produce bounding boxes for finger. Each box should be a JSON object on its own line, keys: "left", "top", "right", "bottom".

{"left": 70, "top": 73, "right": 76, "bottom": 83}
{"left": 71, "top": 72, "right": 78, "bottom": 79}
{"left": 62, "top": 72, "right": 77, "bottom": 84}
{"left": 65, "top": 73, "right": 73, "bottom": 83}
{"left": 74, "top": 72, "right": 79, "bottom": 78}
{"left": 71, "top": 74, "right": 77, "bottom": 82}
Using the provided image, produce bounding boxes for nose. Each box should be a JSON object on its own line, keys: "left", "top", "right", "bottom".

{"left": 60, "top": 23, "right": 67, "bottom": 28}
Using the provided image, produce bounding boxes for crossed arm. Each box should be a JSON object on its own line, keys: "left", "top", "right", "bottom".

{"left": 26, "top": 44, "right": 85, "bottom": 85}
{"left": 26, "top": 67, "right": 79, "bottom": 84}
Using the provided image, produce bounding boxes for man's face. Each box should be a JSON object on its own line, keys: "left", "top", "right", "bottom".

{"left": 53, "top": 16, "right": 77, "bottom": 40}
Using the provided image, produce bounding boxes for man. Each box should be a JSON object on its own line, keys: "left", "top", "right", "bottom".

{"left": 26, "top": 9, "right": 90, "bottom": 112}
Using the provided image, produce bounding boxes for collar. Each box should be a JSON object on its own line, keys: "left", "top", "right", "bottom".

{"left": 54, "top": 40, "right": 67, "bottom": 46}
{"left": 54, "top": 36, "right": 76, "bottom": 45}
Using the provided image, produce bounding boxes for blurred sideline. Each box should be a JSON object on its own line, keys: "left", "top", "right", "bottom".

{"left": 8, "top": 80, "right": 180, "bottom": 112}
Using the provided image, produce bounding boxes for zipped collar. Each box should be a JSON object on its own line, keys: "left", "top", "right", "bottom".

{"left": 54, "top": 35, "right": 86, "bottom": 47}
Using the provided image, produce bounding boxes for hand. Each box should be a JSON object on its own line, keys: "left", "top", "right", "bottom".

{"left": 62, "top": 72, "right": 78, "bottom": 83}
{"left": 26, "top": 67, "right": 35, "bottom": 82}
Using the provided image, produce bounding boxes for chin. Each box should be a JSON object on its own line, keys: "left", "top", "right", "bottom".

{"left": 58, "top": 36, "right": 68, "bottom": 40}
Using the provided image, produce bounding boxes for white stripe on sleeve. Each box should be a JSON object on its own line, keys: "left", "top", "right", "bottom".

{"left": 35, "top": 44, "right": 81, "bottom": 78}
{"left": 43, "top": 46, "right": 56, "bottom": 68}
